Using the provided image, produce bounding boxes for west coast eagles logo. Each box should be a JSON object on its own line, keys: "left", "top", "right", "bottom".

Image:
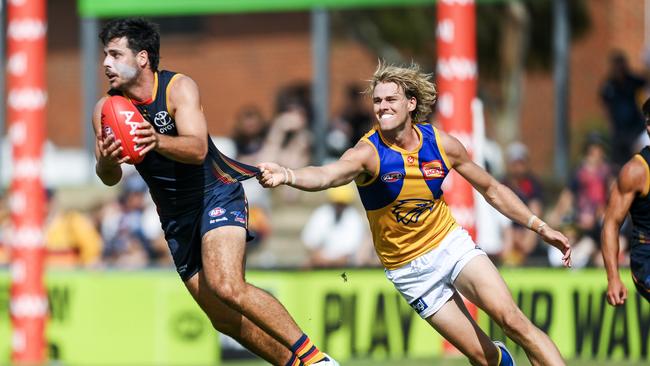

{"left": 392, "top": 198, "right": 435, "bottom": 224}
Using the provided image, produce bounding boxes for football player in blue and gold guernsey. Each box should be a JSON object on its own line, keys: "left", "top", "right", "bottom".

{"left": 602, "top": 97, "right": 650, "bottom": 306}
{"left": 259, "top": 62, "right": 572, "bottom": 366}
{"left": 93, "top": 18, "right": 337, "bottom": 366}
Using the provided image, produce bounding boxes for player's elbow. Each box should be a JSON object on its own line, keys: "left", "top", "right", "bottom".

{"left": 95, "top": 163, "right": 122, "bottom": 186}
{"left": 601, "top": 218, "right": 621, "bottom": 240}
{"left": 483, "top": 181, "right": 503, "bottom": 204}
{"left": 191, "top": 150, "right": 207, "bottom": 164}
{"left": 320, "top": 169, "right": 352, "bottom": 191}
{"left": 98, "top": 173, "right": 121, "bottom": 187}
{"left": 188, "top": 141, "right": 208, "bottom": 164}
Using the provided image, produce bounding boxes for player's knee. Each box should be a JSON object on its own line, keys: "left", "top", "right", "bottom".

{"left": 499, "top": 307, "right": 530, "bottom": 338}
{"left": 206, "top": 278, "right": 246, "bottom": 308}
{"left": 215, "top": 283, "right": 244, "bottom": 306}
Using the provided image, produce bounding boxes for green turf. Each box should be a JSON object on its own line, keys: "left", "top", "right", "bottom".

{"left": 222, "top": 357, "right": 648, "bottom": 366}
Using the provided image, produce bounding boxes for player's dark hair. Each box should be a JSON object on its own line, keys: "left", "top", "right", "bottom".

{"left": 642, "top": 97, "right": 650, "bottom": 120}
{"left": 99, "top": 18, "right": 160, "bottom": 72}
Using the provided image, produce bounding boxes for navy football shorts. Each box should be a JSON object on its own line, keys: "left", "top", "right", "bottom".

{"left": 159, "top": 182, "right": 252, "bottom": 281}
{"left": 630, "top": 245, "right": 650, "bottom": 303}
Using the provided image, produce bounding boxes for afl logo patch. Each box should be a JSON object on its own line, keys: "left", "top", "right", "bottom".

{"left": 208, "top": 207, "right": 225, "bottom": 217}
{"left": 407, "top": 156, "right": 415, "bottom": 164}
{"left": 154, "top": 111, "right": 172, "bottom": 127}
{"left": 381, "top": 171, "right": 404, "bottom": 183}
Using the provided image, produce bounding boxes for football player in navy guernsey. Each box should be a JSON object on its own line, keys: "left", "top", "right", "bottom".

{"left": 259, "top": 62, "right": 572, "bottom": 366}
{"left": 602, "top": 97, "right": 650, "bottom": 306}
{"left": 93, "top": 18, "right": 337, "bottom": 366}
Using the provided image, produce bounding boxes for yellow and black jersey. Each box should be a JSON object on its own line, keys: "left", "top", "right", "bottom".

{"left": 356, "top": 124, "right": 458, "bottom": 269}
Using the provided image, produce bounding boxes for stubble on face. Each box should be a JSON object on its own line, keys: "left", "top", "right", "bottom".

{"left": 104, "top": 37, "right": 141, "bottom": 90}
{"left": 114, "top": 61, "right": 139, "bottom": 86}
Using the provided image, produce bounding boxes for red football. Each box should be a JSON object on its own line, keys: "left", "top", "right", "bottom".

{"left": 101, "top": 95, "right": 147, "bottom": 164}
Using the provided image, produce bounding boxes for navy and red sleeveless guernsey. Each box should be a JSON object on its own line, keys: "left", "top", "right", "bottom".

{"left": 108, "top": 70, "right": 259, "bottom": 281}
{"left": 630, "top": 147, "right": 650, "bottom": 248}
{"left": 629, "top": 146, "right": 650, "bottom": 301}
{"left": 108, "top": 70, "right": 259, "bottom": 218}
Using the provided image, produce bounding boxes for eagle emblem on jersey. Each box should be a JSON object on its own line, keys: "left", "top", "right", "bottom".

{"left": 392, "top": 198, "right": 435, "bottom": 224}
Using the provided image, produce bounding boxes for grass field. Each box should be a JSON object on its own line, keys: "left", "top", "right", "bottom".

{"left": 222, "top": 357, "right": 648, "bottom": 366}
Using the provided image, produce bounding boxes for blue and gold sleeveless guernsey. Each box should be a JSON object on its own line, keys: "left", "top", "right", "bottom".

{"left": 108, "top": 70, "right": 259, "bottom": 218}
{"left": 629, "top": 146, "right": 650, "bottom": 301}
{"left": 108, "top": 70, "right": 259, "bottom": 281}
{"left": 356, "top": 124, "right": 458, "bottom": 269}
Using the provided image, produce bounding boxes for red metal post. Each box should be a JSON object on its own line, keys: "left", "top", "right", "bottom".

{"left": 436, "top": 0, "right": 479, "bottom": 356}
{"left": 436, "top": 0, "right": 477, "bottom": 238}
{"left": 7, "top": 0, "right": 48, "bottom": 363}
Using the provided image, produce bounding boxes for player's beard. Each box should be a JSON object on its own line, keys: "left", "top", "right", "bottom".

{"left": 113, "top": 62, "right": 141, "bottom": 90}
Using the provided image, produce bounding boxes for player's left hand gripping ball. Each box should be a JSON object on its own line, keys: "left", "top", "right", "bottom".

{"left": 101, "top": 95, "right": 152, "bottom": 164}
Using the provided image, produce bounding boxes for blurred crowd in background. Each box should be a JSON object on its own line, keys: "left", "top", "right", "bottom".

{"left": 0, "top": 49, "right": 648, "bottom": 272}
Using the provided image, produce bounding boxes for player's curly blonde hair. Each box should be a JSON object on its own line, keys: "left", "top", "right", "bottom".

{"left": 366, "top": 61, "right": 437, "bottom": 124}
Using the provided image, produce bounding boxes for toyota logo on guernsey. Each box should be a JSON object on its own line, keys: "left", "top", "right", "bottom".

{"left": 154, "top": 111, "right": 172, "bottom": 127}
{"left": 154, "top": 111, "right": 175, "bottom": 133}
{"left": 381, "top": 171, "right": 404, "bottom": 183}
{"left": 208, "top": 207, "right": 225, "bottom": 217}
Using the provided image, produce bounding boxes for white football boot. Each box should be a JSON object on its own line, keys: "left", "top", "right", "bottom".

{"left": 311, "top": 353, "right": 340, "bottom": 366}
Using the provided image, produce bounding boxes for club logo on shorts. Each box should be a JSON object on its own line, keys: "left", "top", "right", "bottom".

{"left": 410, "top": 297, "right": 428, "bottom": 314}
{"left": 208, "top": 207, "right": 225, "bottom": 217}
{"left": 421, "top": 160, "right": 445, "bottom": 179}
{"left": 381, "top": 171, "right": 404, "bottom": 183}
{"left": 230, "top": 211, "right": 246, "bottom": 224}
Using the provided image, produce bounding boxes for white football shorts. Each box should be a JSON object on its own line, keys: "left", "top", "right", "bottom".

{"left": 384, "top": 227, "right": 486, "bottom": 319}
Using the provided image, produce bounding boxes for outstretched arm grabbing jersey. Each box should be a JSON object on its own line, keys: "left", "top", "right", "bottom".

{"left": 257, "top": 128, "right": 571, "bottom": 267}
{"left": 258, "top": 139, "right": 375, "bottom": 191}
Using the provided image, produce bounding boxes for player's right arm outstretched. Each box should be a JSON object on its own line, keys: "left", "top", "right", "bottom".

{"left": 257, "top": 141, "right": 376, "bottom": 191}
{"left": 92, "top": 97, "right": 129, "bottom": 186}
{"left": 601, "top": 157, "right": 646, "bottom": 306}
